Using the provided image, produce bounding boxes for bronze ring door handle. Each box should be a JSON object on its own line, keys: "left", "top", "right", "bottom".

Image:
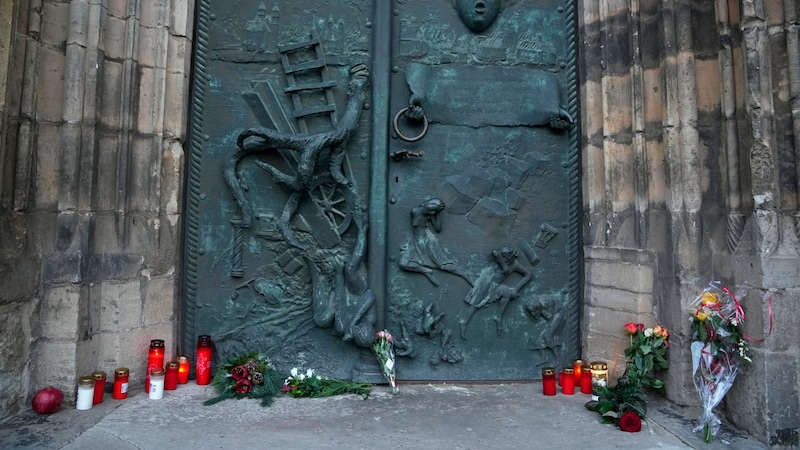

{"left": 392, "top": 107, "right": 429, "bottom": 143}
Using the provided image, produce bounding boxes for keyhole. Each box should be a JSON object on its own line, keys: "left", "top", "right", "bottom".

{"left": 395, "top": 176, "right": 399, "bottom": 182}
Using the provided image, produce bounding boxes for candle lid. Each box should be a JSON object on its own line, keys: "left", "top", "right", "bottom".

{"left": 92, "top": 371, "right": 107, "bottom": 380}
{"left": 149, "top": 339, "right": 165, "bottom": 348}
{"left": 167, "top": 361, "right": 179, "bottom": 369}
{"left": 79, "top": 376, "right": 95, "bottom": 386}
{"left": 541, "top": 367, "right": 556, "bottom": 376}
{"left": 115, "top": 367, "right": 129, "bottom": 376}
{"left": 590, "top": 361, "right": 608, "bottom": 370}
{"left": 178, "top": 356, "right": 189, "bottom": 364}
{"left": 150, "top": 369, "right": 166, "bottom": 376}
{"left": 572, "top": 359, "right": 584, "bottom": 366}
{"left": 563, "top": 367, "right": 574, "bottom": 374}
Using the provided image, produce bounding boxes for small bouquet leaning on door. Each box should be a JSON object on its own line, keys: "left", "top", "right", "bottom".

{"left": 373, "top": 330, "right": 399, "bottom": 394}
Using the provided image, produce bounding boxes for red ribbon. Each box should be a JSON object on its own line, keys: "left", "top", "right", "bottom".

{"left": 721, "top": 285, "right": 775, "bottom": 343}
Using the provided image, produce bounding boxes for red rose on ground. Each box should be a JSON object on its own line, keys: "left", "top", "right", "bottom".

{"left": 619, "top": 411, "right": 642, "bottom": 432}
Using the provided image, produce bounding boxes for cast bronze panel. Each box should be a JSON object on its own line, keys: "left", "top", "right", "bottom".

{"left": 184, "top": 0, "right": 581, "bottom": 381}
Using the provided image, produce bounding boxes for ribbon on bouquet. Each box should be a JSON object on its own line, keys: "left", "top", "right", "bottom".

{"left": 720, "top": 285, "right": 776, "bottom": 343}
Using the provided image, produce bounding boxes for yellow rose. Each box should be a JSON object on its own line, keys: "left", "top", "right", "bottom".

{"left": 694, "top": 309, "right": 707, "bottom": 321}
{"left": 700, "top": 291, "right": 719, "bottom": 306}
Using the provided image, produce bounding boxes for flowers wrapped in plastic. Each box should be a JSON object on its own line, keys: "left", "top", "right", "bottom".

{"left": 373, "top": 330, "right": 399, "bottom": 394}
{"left": 689, "top": 283, "right": 752, "bottom": 442}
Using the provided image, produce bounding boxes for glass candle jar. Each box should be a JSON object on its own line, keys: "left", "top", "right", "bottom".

{"left": 165, "top": 361, "right": 179, "bottom": 390}
{"left": 561, "top": 367, "right": 575, "bottom": 395}
{"left": 196, "top": 335, "right": 213, "bottom": 385}
{"left": 590, "top": 361, "right": 608, "bottom": 401}
{"left": 581, "top": 364, "right": 593, "bottom": 394}
{"left": 91, "top": 371, "right": 106, "bottom": 404}
{"left": 542, "top": 367, "right": 556, "bottom": 396}
{"left": 113, "top": 367, "right": 129, "bottom": 400}
{"left": 76, "top": 376, "right": 94, "bottom": 410}
{"left": 145, "top": 339, "right": 166, "bottom": 393}
{"left": 178, "top": 356, "right": 190, "bottom": 384}
{"left": 572, "top": 359, "right": 584, "bottom": 380}
{"left": 149, "top": 369, "right": 166, "bottom": 400}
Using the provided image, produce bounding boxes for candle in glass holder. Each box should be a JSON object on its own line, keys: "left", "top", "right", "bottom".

{"left": 165, "top": 361, "right": 179, "bottom": 390}
{"left": 149, "top": 369, "right": 165, "bottom": 400}
{"left": 113, "top": 367, "right": 129, "bottom": 400}
{"left": 542, "top": 367, "right": 556, "bottom": 396}
{"left": 590, "top": 361, "right": 608, "bottom": 401}
{"left": 76, "top": 376, "right": 95, "bottom": 410}
{"left": 572, "top": 359, "right": 584, "bottom": 380}
{"left": 581, "top": 364, "right": 593, "bottom": 394}
{"left": 91, "top": 371, "right": 106, "bottom": 404}
{"left": 196, "top": 335, "right": 213, "bottom": 385}
{"left": 561, "top": 367, "right": 575, "bottom": 395}
{"left": 178, "top": 356, "right": 190, "bottom": 384}
{"left": 145, "top": 339, "right": 165, "bottom": 393}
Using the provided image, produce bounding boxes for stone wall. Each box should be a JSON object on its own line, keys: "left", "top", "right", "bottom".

{"left": 0, "top": 0, "right": 798, "bottom": 447}
{"left": 579, "top": 0, "right": 800, "bottom": 446}
{"left": 0, "top": 0, "right": 193, "bottom": 417}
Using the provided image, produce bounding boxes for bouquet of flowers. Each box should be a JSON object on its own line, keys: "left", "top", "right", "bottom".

{"left": 591, "top": 322, "right": 670, "bottom": 432}
{"left": 373, "top": 330, "right": 398, "bottom": 394}
{"left": 282, "top": 368, "right": 371, "bottom": 399}
{"left": 204, "top": 351, "right": 287, "bottom": 406}
{"left": 623, "top": 322, "right": 670, "bottom": 394}
{"left": 689, "top": 283, "right": 751, "bottom": 442}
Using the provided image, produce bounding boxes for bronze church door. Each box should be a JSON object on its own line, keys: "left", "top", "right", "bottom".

{"left": 184, "top": 0, "right": 581, "bottom": 381}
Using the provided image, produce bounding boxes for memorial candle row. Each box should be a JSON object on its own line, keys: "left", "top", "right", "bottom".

{"left": 74, "top": 335, "right": 213, "bottom": 410}
{"left": 541, "top": 359, "right": 608, "bottom": 397}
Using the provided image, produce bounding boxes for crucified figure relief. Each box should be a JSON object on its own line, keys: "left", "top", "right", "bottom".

{"left": 222, "top": 64, "right": 370, "bottom": 249}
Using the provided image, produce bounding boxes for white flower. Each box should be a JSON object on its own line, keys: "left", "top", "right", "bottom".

{"left": 731, "top": 318, "right": 738, "bottom": 326}
{"left": 644, "top": 328, "right": 653, "bottom": 337}
{"left": 298, "top": 373, "right": 305, "bottom": 380}
{"left": 290, "top": 367, "right": 299, "bottom": 377}
{"left": 306, "top": 369, "right": 315, "bottom": 378}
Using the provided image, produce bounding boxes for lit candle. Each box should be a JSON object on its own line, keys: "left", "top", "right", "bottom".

{"left": 145, "top": 339, "right": 165, "bottom": 393}
{"left": 165, "top": 361, "right": 179, "bottom": 390}
{"left": 178, "top": 356, "right": 190, "bottom": 384}
{"left": 590, "top": 361, "right": 608, "bottom": 401}
{"left": 196, "top": 335, "right": 213, "bottom": 385}
{"left": 561, "top": 367, "right": 575, "bottom": 395}
{"left": 542, "top": 367, "right": 556, "bottom": 396}
{"left": 91, "top": 371, "right": 106, "bottom": 404}
{"left": 581, "top": 364, "right": 593, "bottom": 394}
{"left": 572, "top": 359, "right": 584, "bottom": 380}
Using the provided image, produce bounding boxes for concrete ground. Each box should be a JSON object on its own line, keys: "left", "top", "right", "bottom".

{"left": 0, "top": 382, "right": 767, "bottom": 449}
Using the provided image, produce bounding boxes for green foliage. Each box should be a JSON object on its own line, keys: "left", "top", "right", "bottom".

{"left": 283, "top": 368, "right": 371, "bottom": 399}
{"left": 204, "top": 351, "right": 287, "bottom": 407}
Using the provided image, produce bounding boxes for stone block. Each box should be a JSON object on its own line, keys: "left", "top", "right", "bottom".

{"left": 584, "top": 304, "right": 653, "bottom": 337}
{"left": 30, "top": 340, "right": 77, "bottom": 394}
{"left": 139, "top": 0, "right": 169, "bottom": 28}
{"left": 102, "top": 16, "right": 127, "bottom": 60}
{"left": 39, "top": 285, "right": 81, "bottom": 340}
{"left": 40, "top": 2, "right": 69, "bottom": 47}
{"left": 137, "top": 25, "right": 168, "bottom": 69}
{"left": 106, "top": 0, "right": 128, "bottom": 19}
{"left": 99, "top": 62, "right": 123, "bottom": 130}
{"left": 144, "top": 275, "right": 177, "bottom": 326}
{"left": 0, "top": 303, "right": 28, "bottom": 372}
{"left": 42, "top": 253, "right": 83, "bottom": 284}
{"left": 585, "top": 258, "right": 654, "bottom": 293}
{"left": 164, "top": 67, "right": 189, "bottom": 137}
{"left": 136, "top": 66, "right": 165, "bottom": 135}
{"left": 161, "top": 140, "right": 185, "bottom": 218}
{"left": 0, "top": 257, "right": 40, "bottom": 304}
{"left": 99, "top": 281, "right": 143, "bottom": 331}
{"left": 34, "top": 48, "right": 65, "bottom": 123}
{"left": 128, "top": 135, "right": 161, "bottom": 212}
{"left": 65, "top": 0, "right": 89, "bottom": 46}
{"left": 170, "top": 0, "right": 193, "bottom": 38}
{"left": 102, "top": 253, "right": 145, "bottom": 280}
{"left": 585, "top": 284, "right": 654, "bottom": 313}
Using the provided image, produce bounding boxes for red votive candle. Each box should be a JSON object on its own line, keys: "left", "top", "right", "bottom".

{"left": 572, "top": 359, "right": 584, "bottom": 380}
{"left": 196, "top": 335, "right": 213, "bottom": 385}
{"left": 112, "top": 367, "right": 129, "bottom": 400}
{"left": 165, "top": 361, "right": 179, "bottom": 390}
{"left": 542, "top": 367, "right": 557, "bottom": 396}
{"left": 178, "top": 356, "right": 190, "bottom": 384}
{"left": 581, "top": 364, "right": 593, "bottom": 394}
{"left": 562, "top": 367, "right": 575, "bottom": 395}
{"left": 145, "top": 339, "right": 165, "bottom": 393}
{"left": 91, "top": 371, "right": 106, "bottom": 404}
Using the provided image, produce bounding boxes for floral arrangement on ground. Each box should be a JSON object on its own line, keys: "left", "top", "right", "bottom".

{"left": 203, "top": 351, "right": 286, "bottom": 406}
{"left": 282, "top": 367, "right": 371, "bottom": 399}
{"left": 590, "top": 322, "right": 670, "bottom": 433}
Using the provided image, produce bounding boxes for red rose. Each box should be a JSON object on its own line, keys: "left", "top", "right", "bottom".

{"left": 637, "top": 323, "right": 645, "bottom": 333}
{"left": 619, "top": 411, "right": 642, "bottom": 432}
{"left": 231, "top": 365, "right": 248, "bottom": 381}
{"left": 623, "top": 323, "right": 638, "bottom": 335}
{"left": 234, "top": 379, "right": 252, "bottom": 394}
